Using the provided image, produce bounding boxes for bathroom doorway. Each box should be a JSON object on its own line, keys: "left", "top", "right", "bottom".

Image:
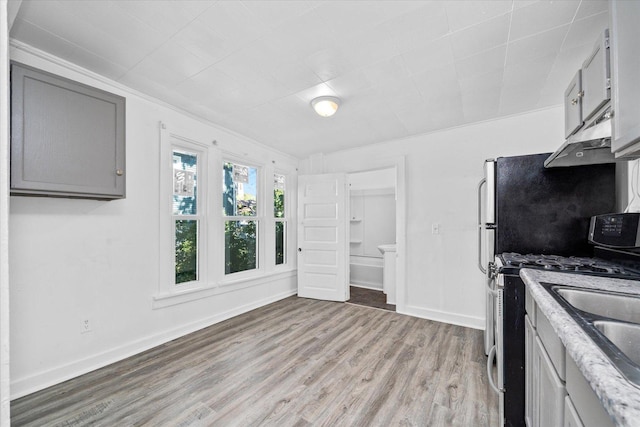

{"left": 347, "top": 168, "right": 396, "bottom": 311}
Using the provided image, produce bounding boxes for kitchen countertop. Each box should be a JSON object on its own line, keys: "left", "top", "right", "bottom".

{"left": 520, "top": 268, "right": 640, "bottom": 427}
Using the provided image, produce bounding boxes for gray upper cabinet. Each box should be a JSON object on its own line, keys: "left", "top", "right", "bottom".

{"left": 564, "top": 70, "right": 583, "bottom": 139}
{"left": 610, "top": 0, "right": 640, "bottom": 157}
{"left": 581, "top": 29, "right": 610, "bottom": 122}
{"left": 11, "top": 62, "right": 126, "bottom": 199}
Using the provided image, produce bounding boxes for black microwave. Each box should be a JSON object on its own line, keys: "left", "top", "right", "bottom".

{"left": 589, "top": 213, "right": 640, "bottom": 248}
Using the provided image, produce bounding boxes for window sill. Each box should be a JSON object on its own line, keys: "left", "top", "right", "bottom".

{"left": 152, "top": 269, "right": 296, "bottom": 309}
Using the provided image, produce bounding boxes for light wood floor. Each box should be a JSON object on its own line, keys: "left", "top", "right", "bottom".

{"left": 348, "top": 286, "right": 396, "bottom": 312}
{"left": 11, "top": 296, "right": 498, "bottom": 426}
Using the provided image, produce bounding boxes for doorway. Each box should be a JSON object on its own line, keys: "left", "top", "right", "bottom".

{"left": 346, "top": 168, "right": 396, "bottom": 311}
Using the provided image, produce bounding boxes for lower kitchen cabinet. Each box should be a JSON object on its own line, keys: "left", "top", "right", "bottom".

{"left": 535, "top": 335, "right": 567, "bottom": 427}
{"left": 525, "top": 292, "right": 567, "bottom": 427}
{"left": 525, "top": 314, "right": 537, "bottom": 427}
{"left": 565, "top": 355, "right": 615, "bottom": 427}
{"left": 564, "top": 396, "right": 584, "bottom": 427}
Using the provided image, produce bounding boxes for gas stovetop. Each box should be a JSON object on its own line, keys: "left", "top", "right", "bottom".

{"left": 498, "top": 252, "right": 640, "bottom": 279}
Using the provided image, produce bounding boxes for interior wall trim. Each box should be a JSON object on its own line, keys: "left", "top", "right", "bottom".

{"left": 401, "top": 305, "right": 484, "bottom": 330}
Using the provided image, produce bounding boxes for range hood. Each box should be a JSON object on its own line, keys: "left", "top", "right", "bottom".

{"left": 544, "top": 117, "right": 615, "bottom": 168}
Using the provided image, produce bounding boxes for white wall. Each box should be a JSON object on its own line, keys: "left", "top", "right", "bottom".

{"left": 305, "top": 107, "right": 563, "bottom": 328}
{"left": 8, "top": 45, "right": 298, "bottom": 398}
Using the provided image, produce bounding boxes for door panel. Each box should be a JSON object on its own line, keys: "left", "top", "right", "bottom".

{"left": 297, "top": 174, "right": 347, "bottom": 301}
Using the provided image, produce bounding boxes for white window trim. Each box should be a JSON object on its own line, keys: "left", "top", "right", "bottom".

{"left": 220, "top": 157, "right": 265, "bottom": 282}
{"left": 155, "top": 123, "right": 297, "bottom": 308}
{"left": 273, "top": 170, "right": 289, "bottom": 269}
{"left": 157, "top": 122, "right": 212, "bottom": 299}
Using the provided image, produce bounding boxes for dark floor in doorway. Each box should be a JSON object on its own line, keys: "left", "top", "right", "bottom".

{"left": 348, "top": 286, "right": 396, "bottom": 311}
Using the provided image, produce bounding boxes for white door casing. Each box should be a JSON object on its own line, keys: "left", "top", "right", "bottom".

{"left": 297, "top": 174, "right": 348, "bottom": 301}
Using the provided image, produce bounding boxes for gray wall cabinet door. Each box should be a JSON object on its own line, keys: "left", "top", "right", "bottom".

{"left": 610, "top": 1, "right": 640, "bottom": 156}
{"left": 11, "top": 63, "right": 126, "bottom": 199}
{"left": 581, "top": 29, "right": 610, "bottom": 122}
{"left": 564, "top": 70, "right": 583, "bottom": 139}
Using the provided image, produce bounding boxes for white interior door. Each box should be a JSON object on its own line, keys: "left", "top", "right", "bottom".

{"left": 297, "top": 173, "right": 348, "bottom": 301}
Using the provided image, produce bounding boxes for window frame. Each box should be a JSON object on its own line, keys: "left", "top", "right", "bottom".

{"left": 220, "top": 158, "right": 264, "bottom": 281}
{"left": 155, "top": 123, "right": 296, "bottom": 308}
{"left": 158, "top": 124, "right": 209, "bottom": 297}
{"left": 273, "top": 171, "right": 288, "bottom": 268}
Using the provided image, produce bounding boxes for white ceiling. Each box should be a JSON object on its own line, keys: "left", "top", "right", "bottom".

{"left": 10, "top": 0, "right": 609, "bottom": 159}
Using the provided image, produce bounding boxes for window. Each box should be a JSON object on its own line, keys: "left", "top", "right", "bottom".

{"left": 223, "top": 162, "right": 259, "bottom": 274}
{"left": 173, "top": 149, "right": 202, "bottom": 284}
{"left": 157, "top": 123, "right": 295, "bottom": 307}
{"left": 274, "top": 173, "right": 286, "bottom": 265}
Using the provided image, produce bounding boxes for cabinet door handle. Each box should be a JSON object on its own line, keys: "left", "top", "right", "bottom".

{"left": 571, "top": 98, "right": 578, "bottom": 105}
{"left": 116, "top": 169, "right": 124, "bottom": 176}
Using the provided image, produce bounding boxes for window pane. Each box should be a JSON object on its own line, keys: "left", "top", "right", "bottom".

{"left": 175, "top": 220, "right": 198, "bottom": 284}
{"left": 275, "top": 221, "right": 286, "bottom": 265}
{"left": 225, "top": 220, "right": 257, "bottom": 274}
{"left": 274, "top": 173, "right": 285, "bottom": 218}
{"left": 173, "top": 150, "right": 197, "bottom": 215}
{"left": 223, "top": 162, "right": 257, "bottom": 216}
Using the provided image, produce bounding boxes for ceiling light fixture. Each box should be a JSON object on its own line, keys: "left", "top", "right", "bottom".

{"left": 311, "top": 96, "right": 340, "bottom": 117}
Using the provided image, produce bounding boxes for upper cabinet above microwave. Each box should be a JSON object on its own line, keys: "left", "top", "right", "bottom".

{"left": 582, "top": 29, "right": 611, "bottom": 122}
{"left": 563, "top": 30, "right": 610, "bottom": 140}
{"left": 10, "top": 62, "right": 126, "bottom": 199}
{"left": 610, "top": 0, "right": 640, "bottom": 158}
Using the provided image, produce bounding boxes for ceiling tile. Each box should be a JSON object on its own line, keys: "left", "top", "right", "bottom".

{"left": 444, "top": 0, "right": 513, "bottom": 32}
{"left": 561, "top": 12, "right": 608, "bottom": 53}
{"left": 502, "top": 53, "right": 556, "bottom": 88}
{"left": 169, "top": 19, "right": 233, "bottom": 65}
{"left": 360, "top": 55, "right": 410, "bottom": 88}
{"left": 574, "top": 0, "right": 608, "bottom": 20}
{"left": 240, "top": 0, "right": 315, "bottom": 31}
{"left": 304, "top": 47, "right": 358, "bottom": 82}
{"left": 378, "top": 2, "right": 450, "bottom": 54}
{"left": 509, "top": 0, "right": 580, "bottom": 41}
{"left": 506, "top": 25, "right": 568, "bottom": 66}
{"left": 450, "top": 13, "right": 510, "bottom": 60}
{"left": 324, "top": 70, "right": 373, "bottom": 97}
{"left": 113, "top": 0, "right": 213, "bottom": 39}
{"left": 455, "top": 45, "right": 507, "bottom": 80}
{"left": 402, "top": 37, "right": 455, "bottom": 76}
{"left": 260, "top": 8, "right": 335, "bottom": 60}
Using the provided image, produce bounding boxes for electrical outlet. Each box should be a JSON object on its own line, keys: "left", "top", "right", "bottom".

{"left": 432, "top": 223, "right": 440, "bottom": 235}
{"left": 81, "top": 319, "right": 92, "bottom": 334}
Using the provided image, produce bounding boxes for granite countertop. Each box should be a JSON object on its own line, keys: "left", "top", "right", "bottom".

{"left": 521, "top": 269, "right": 640, "bottom": 426}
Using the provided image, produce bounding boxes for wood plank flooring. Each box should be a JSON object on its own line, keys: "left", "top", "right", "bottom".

{"left": 11, "top": 297, "right": 498, "bottom": 426}
{"left": 347, "top": 286, "right": 396, "bottom": 311}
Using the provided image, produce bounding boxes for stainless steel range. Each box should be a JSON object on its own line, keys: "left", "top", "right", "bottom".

{"left": 477, "top": 154, "right": 618, "bottom": 427}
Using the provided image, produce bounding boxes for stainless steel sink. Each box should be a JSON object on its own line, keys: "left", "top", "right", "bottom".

{"left": 594, "top": 321, "right": 640, "bottom": 366}
{"left": 555, "top": 288, "right": 640, "bottom": 323}
{"left": 542, "top": 283, "right": 640, "bottom": 387}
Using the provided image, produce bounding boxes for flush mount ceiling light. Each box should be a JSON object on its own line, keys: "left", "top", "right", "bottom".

{"left": 311, "top": 96, "right": 340, "bottom": 117}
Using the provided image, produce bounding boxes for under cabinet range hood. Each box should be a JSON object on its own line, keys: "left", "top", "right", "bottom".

{"left": 545, "top": 116, "right": 615, "bottom": 168}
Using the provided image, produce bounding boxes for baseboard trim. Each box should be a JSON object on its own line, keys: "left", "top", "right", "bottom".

{"left": 399, "top": 305, "right": 484, "bottom": 330}
{"left": 10, "top": 289, "right": 297, "bottom": 400}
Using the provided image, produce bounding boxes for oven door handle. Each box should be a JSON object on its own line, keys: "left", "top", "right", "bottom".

{"left": 477, "top": 178, "right": 487, "bottom": 274}
{"left": 486, "top": 282, "right": 497, "bottom": 297}
{"left": 486, "top": 345, "right": 504, "bottom": 394}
